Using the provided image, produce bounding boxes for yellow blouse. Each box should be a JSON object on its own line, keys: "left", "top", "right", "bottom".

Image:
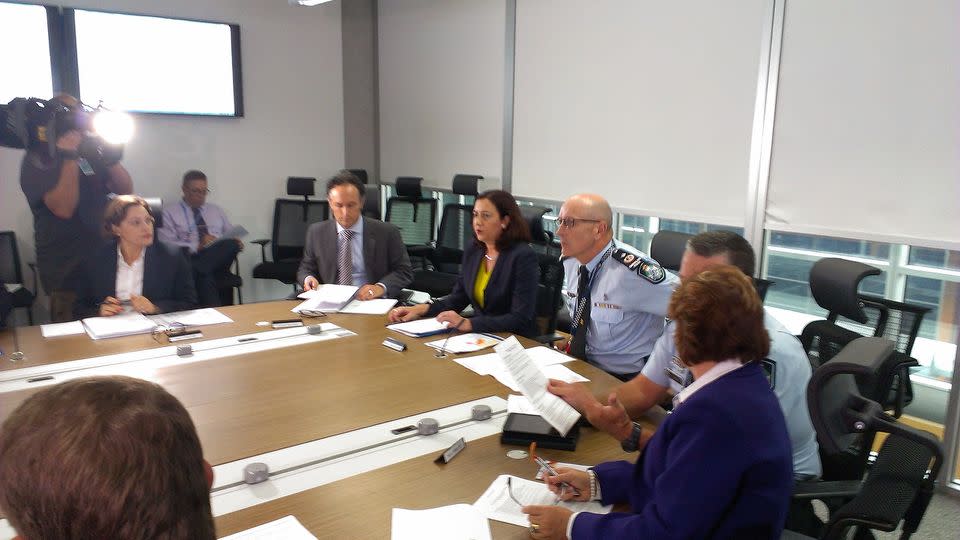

{"left": 473, "top": 258, "right": 492, "bottom": 309}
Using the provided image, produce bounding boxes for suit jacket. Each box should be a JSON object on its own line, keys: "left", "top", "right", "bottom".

{"left": 296, "top": 217, "right": 413, "bottom": 298}
{"left": 73, "top": 241, "right": 198, "bottom": 319}
{"left": 572, "top": 363, "right": 793, "bottom": 540}
{"left": 426, "top": 241, "right": 539, "bottom": 338}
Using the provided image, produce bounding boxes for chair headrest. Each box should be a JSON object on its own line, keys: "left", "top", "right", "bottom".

{"left": 519, "top": 205, "right": 550, "bottom": 243}
{"left": 348, "top": 169, "right": 368, "bottom": 184}
{"left": 452, "top": 174, "right": 483, "bottom": 196}
{"left": 395, "top": 176, "right": 424, "bottom": 197}
{"left": 142, "top": 197, "right": 163, "bottom": 229}
{"left": 287, "top": 177, "right": 316, "bottom": 197}
{"left": 650, "top": 230, "right": 693, "bottom": 272}
{"left": 809, "top": 257, "right": 881, "bottom": 323}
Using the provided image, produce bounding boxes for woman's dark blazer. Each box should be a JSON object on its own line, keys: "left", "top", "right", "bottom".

{"left": 73, "top": 240, "right": 198, "bottom": 319}
{"left": 425, "top": 241, "right": 539, "bottom": 337}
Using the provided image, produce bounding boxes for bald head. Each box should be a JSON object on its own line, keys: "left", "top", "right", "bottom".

{"left": 557, "top": 193, "right": 615, "bottom": 263}
{"left": 564, "top": 194, "right": 614, "bottom": 231}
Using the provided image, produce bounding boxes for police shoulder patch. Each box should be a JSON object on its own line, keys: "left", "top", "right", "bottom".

{"left": 612, "top": 248, "right": 666, "bottom": 283}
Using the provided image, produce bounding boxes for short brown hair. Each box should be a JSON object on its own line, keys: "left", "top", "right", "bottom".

{"left": 182, "top": 169, "right": 207, "bottom": 186}
{"left": 475, "top": 190, "right": 531, "bottom": 250}
{"left": 687, "top": 230, "right": 756, "bottom": 276}
{"left": 669, "top": 265, "right": 770, "bottom": 366}
{"left": 326, "top": 170, "right": 365, "bottom": 198}
{"left": 102, "top": 194, "right": 151, "bottom": 237}
{"left": 0, "top": 376, "right": 215, "bottom": 540}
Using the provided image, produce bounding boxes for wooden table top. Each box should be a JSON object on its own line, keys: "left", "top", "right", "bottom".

{"left": 0, "top": 301, "right": 657, "bottom": 538}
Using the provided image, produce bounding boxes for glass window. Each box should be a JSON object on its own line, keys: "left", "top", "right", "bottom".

{"left": 769, "top": 231, "right": 890, "bottom": 258}
{"left": 0, "top": 3, "right": 53, "bottom": 103}
{"left": 909, "top": 247, "right": 960, "bottom": 271}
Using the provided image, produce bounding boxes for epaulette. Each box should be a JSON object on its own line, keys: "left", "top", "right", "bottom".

{"left": 612, "top": 248, "right": 666, "bottom": 283}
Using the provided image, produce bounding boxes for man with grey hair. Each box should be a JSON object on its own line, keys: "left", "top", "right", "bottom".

{"left": 555, "top": 193, "right": 679, "bottom": 380}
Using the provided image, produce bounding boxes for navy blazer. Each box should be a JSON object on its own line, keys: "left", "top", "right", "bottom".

{"left": 73, "top": 240, "right": 198, "bottom": 319}
{"left": 426, "top": 241, "right": 539, "bottom": 337}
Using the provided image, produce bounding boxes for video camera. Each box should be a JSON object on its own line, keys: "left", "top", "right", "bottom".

{"left": 0, "top": 96, "right": 131, "bottom": 165}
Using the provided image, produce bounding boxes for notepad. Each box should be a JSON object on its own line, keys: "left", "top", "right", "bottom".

{"left": 40, "top": 320, "right": 86, "bottom": 338}
{"left": 82, "top": 312, "right": 157, "bottom": 340}
{"left": 473, "top": 475, "right": 611, "bottom": 527}
{"left": 292, "top": 284, "right": 359, "bottom": 313}
{"left": 339, "top": 298, "right": 398, "bottom": 315}
{"left": 391, "top": 504, "right": 492, "bottom": 540}
{"left": 386, "top": 318, "right": 450, "bottom": 337}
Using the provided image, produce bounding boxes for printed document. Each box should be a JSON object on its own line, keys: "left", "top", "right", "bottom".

{"left": 41, "top": 320, "right": 86, "bottom": 338}
{"left": 474, "top": 475, "right": 611, "bottom": 527}
{"left": 387, "top": 318, "right": 450, "bottom": 337}
{"left": 494, "top": 336, "right": 581, "bottom": 435}
{"left": 219, "top": 515, "right": 316, "bottom": 540}
{"left": 292, "top": 284, "right": 359, "bottom": 313}
{"left": 391, "top": 504, "right": 491, "bottom": 540}
{"left": 82, "top": 312, "right": 157, "bottom": 340}
{"left": 339, "top": 298, "right": 398, "bottom": 315}
{"left": 425, "top": 333, "right": 503, "bottom": 354}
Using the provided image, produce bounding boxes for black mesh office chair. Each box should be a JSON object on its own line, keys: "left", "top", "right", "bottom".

{"left": 407, "top": 175, "right": 482, "bottom": 298}
{"left": 384, "top": 176, "right": 437, "bottom": 250}
{"left": 788, "top": 337, "right": 943, "bottom": 539}
{"left": 252, "top": 177, "right": 329, "bottom": 289}
{"left": 0, "top": 231, "right": 37, "bottom": 325}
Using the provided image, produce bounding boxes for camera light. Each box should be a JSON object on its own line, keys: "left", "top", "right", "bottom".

{"left": 93, "top": 110, "right": 134, "bottom": 144}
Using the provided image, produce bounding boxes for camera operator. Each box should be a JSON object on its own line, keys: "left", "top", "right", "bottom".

{"left": 19, "top": 94, "right": 133, "bottom": 322}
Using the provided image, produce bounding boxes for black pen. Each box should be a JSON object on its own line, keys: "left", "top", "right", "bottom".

{"left": 271, "top": 318, "right": 304, "bottom": 328}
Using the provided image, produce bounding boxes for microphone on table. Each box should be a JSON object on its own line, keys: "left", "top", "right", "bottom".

{"left": 434, "top": 318, "right": 465, "bottom": 358}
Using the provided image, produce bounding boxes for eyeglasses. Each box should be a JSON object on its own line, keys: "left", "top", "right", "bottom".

{"left": 555, "top": 217, "right": 601, "bottom": 229}
{"left": 506, "top": 476, "right": 524, "bottom": 506}
{"left": 186, "top": 188, "right": 211, "bottom": 195}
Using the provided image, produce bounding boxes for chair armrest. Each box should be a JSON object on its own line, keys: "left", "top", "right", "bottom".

{"left": 251, "top": 239, "right": 270, "bottom": 263}
{"left": 406, "top": 244, "right": 434, "bottom": 257}
{"left": 27, "top": 262, "right": 38, "bottom": 295}
{"left": 791, "top": 479, "right": 862, "bottom": 500}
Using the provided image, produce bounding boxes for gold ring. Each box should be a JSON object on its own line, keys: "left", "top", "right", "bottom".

{"left": 529, "top": 523, "right": 540, "bottom": 533}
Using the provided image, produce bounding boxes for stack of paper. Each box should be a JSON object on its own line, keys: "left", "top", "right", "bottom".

{"left": 424, "top": 333, "right": 503, "bottom": 354}
{"left": 40, "top": 320, "right": 86, "bottom": 338}
{"left": 82, "top": 312, "right": 157, "bottom": 340}
{"left": 291, "top": 284, "right": 359, "bottom": 313}
{"left": 339, "top": 298, "right": 398, "bottom": 315}
{"left": 391, "top": 504, "right": 492, "bottom": 540}
{"left": 219, "top": 515, "right": 316, "bottom": 539}
{"left": 151, "top": 308, "right": 233, "bottom": 327}
{"left": 473, "top": 475, "right": 611, "bottom": 527}
{"left": 386, "top": 318, "right": 451, "bottom": 337}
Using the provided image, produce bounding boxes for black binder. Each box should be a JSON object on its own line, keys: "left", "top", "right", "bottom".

{"left": 500, "top": 413, "right": 579, "bottom": 451}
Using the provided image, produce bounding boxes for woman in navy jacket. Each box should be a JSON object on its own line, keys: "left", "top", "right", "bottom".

{"left": 524, "top": 266, "right": 793, "bottom": 540}
{"left": 73, "top": 195, "right": 197, "bottom": 319}
{"left": 389, "top": 190, "right": 539, "bottom": 337}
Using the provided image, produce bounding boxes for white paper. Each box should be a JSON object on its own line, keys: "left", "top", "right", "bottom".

{"left": 3, "top": 283, "right": 23, "bottom": 293}
{"left": 40, "top": 320, "right": 86, "bottom": 338}
{"left": 491, "top": 364, "right": 588, "bottom": 393}
{"left": 386, "top": 318, "right": 450, "bottom": 337}
{"left": 150, "top": 308, "right": 233, "bottom": 327}
{"left": 473, "top": 475, "right": 611, "bottom": 528}
{"left": 220, "top": 225, "right": 249, "bottom": 240}
{"left": 82, "top": 311, "right": 156, "bottom": 340}
{"left": 391, "top": 504, "right": 492, "bottom": 540}
{"left": 452, "top": 352, "right": 499, "bottom": 376}
{"left": 425, "top": 333, "right": 503, "bottom": 354}
{"left": 339, "top": 298, "right": 398, "bottom": 315}
{"left": 507, "top": 394, "right": 540, "bottom": 415}
{"left": 494, "top": 337, "right": 581, "bottom": 436}
{"left": 219, "top": 515, "right": 316, "bottom": 540}
{"left": 292, "top": 284, "right": 359, "bottom": 313}
{"left": 524, "top": 346, "right": 576, "bottom": 366}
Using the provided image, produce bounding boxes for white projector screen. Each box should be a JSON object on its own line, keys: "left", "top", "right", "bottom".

{"left": 512, "top": 0, "right": 767, "bottom": 226}
{"left": 74, "top": 10, "right": 242, "bottom": 116}
{"left": 0, "top": 2, "right": 53, "bottom": 104}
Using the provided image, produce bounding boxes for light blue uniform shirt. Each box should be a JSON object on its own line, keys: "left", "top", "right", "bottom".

{"left": 642, "top": 311, "right": 822, "bottom": 479}
{"left": 336, "top": 219, "right": 366, "bottom": 287}
{"left": 158, "top": 200, "right": 233, "bottom": 254}
{"left": 562, "top": 240, "right": 679, "bottom": 375}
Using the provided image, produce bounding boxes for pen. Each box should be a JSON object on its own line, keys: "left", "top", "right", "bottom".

{"left": 237, "top": 337, "right": 257, "bottom": 342}
{"left": 533, "top": 454, "right": 581, "bottom": 500}
{"left": 28, "top": 376, "right": 54, "bottom": 383}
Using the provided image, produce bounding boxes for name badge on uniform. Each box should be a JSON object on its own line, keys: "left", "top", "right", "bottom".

{"left": 664, "top": 355, "right": 694, "bottom": 388}
{"left": 77, "top": 158, "right": 95, "bottom": 176}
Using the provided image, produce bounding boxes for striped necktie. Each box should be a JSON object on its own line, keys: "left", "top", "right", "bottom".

{"left": 337, "top": 229, "right": 356, "bottom": 285}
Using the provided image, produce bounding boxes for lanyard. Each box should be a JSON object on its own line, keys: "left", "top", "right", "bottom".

{"left": 571, "top": 241, "right": 614, "bottom": 330}
{"left": 180, "top": 201, "right": 198, "bottom": 233}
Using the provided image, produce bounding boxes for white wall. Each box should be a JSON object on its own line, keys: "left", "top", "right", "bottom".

{"left": 0, "top": 0, "right": 345, "bottom": 321}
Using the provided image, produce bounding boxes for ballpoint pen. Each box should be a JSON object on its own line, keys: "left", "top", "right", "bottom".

{"left": 530, "top": 442, "right": 581, "bottom": 501}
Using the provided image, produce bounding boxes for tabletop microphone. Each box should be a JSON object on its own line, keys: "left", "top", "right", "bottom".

{"left": 434, "top": 318, "right": 464, "bottom": 358}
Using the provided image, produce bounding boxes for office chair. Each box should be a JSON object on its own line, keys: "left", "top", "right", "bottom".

{"left": 0, "top": 231, "right": 37, "bottom": 325}
{"left": 649, "top": 230, "right": 691, "bottom": 272}
{"left": 252, "top": 177, "right": 329, "bottom": 289}
{"left": 520, "top": 205, "right": 554, "bottom": 246}
{"left": 406, "top": 174, "right": 482, "bottom": 298}
{"left": 789, "top": 337, "right": 943, "bottom": 539}
{"left": 384, "top": 176, "right": 437, "bottom": 251}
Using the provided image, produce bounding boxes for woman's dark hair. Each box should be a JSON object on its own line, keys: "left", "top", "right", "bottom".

{"left": 475, "top": 190, "right": 531, "bottom": 251}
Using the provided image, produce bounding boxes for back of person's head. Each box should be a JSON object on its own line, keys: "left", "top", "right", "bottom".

{"left": 475, "top": 189, "right": 531, "bottom": 249}
{"left": 182, "top": 169, "right": 207, "bottom": 186}
{"left": 686, "top": 230, "right": 756, "bottom": 276}
{"left": 669, "top": 265, "right": 769, "bottom": 366}
{"left": 0, "top": 376, "right": 215, "bottom": 540}
{"left": 326, "top": 170, "right": 365, "bottom": 199}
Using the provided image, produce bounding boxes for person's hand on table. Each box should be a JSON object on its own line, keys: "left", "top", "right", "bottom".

{"left": 130, "top": 294, "right": 158, "bottom": 315}
{"left": 388, "top": 303, "right": 429, "bottom": 322}
{"left": 435, "top": 311, "right": 471, "bottom": 332}
{"left": 357, "top": 283, "right": 385, "bottom": 301}
{"left": 523, "top": 505, "right": 573, "bottom": 540}
{"left": 544, "top": 467, "right": 591, "bottom": 502}
{"left": 303, "top": 276, "right": 320, "bottom": 291}
{"left": 98, "top": 296, "right": 124, "bottom": 317}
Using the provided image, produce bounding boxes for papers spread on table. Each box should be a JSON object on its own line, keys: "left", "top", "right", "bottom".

{"left": 219, "top": 515, "right": 316, "bottom": 540}
{"left": 474, "top": 475, "right": 611, "bottom": 527}
{"left": 492, "top": 364, "right": 589, "bottom": 393}
{"left": 339, "top": 298, "right": 398, "bottom": 315}
{"left": 386, "top": 317, "right": 450, "bottom": 337}
{"left": 494, "top": 336, "right": 581, "bottom": 435}
{"left": 454, "top": 346, "right": 588, "bottom": 391}
{"left": 40, "top": 320, "right": 86, "bottom": 338}
{"left": 151, "top": 308, "right": 234, "bottom": 327}
{"left": 424, "top": 333, "right": 503, "bottom": 354}
{"left": 292, "top": 284, "right": 359, "bottom": 313}
{"left": 80, "top": 308, "right": 234, "bottom": 340}
{"left": 391, "top": 504, "right": 492, "bottom": 540}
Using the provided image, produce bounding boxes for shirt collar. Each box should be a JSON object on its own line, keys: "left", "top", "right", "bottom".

{"left": 583, "top": 240, "right": 614, "bottom": 272}
{"left": 182, "top": 200, "right": 205, "bottom": 213}
{"left": 672, "top": 359, "right": 745, "bottom": 408}
{"left": 336, "top": 217, "right": 364, "bottom": 237}
{"left": 116, "top": 244, "right": 146, "bottom": 269}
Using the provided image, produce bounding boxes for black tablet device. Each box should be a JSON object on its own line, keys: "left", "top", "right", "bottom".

{"left": 501, "top": 413, "right": 579, "bottom": 451}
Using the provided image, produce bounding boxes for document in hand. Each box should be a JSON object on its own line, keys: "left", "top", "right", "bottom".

{"left": 473, "top": 475, "right": 611, "bottom": 527}
{"left": 386, "top": 317, "right": 450, "bottom": 337}
{"left": 82, "top": 312, "right": 157, "bottom": 340}
{"left": 292, "top": 284, "right": 360, "bottom": 313}
{"left": 391, "top": 504, "right": 492, "bottom": 540}
{"left": 493, "top": 336, "right": 581, "bottom": 436}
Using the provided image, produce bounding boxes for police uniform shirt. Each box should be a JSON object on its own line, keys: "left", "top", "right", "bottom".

{"left": 641, "top": 311, "right": 822, "bottom": 479}
{"left": 562, "top": 240, "right": 679, "bottom": 375}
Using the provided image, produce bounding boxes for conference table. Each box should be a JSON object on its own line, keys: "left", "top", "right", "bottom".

{"left": 0, "top": 301, "right": 661, "bottom": 538}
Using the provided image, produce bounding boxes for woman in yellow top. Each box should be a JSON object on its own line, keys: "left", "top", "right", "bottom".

{"left": 389, "top": 190, "right": 540, "bottom": 337}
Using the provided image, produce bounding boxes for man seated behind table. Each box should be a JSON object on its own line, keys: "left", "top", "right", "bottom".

{"left": 297, "top": 170, "right": 413, "bottom": 299}
{"left": 388, "top": 190, "right": 540, "bottom": 337}
{"left": 556, "top": 193, "right": 679, "bottom": 380}
{"left": 73, "top": 195, "right": 197, "bottom": 318}
{"left": 0, "top": 376, "right": 216, "bottom": 540}
{"left": 159, "top": 169, "right": 243, "bottom": 306}
{"left": 523, "top": 266, "right": 794, "bottom": 540}
{"left": 549, "top": 231, "right": 821, "bottom": 481}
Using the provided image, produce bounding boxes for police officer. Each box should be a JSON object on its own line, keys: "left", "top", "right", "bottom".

{"left": 556, "top": 194, "right": 678, "bottom": 381}
{"left": 549, "top": 230, "right": 821, "bottom": 480}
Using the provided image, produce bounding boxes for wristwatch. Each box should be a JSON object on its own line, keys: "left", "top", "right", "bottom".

{"left": 620, "top": 421, "right": 643, "bottom": 452}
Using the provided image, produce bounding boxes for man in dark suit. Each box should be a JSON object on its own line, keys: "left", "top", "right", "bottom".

{"left": 297, "top": 171, "right": 412, "bottom": 299}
